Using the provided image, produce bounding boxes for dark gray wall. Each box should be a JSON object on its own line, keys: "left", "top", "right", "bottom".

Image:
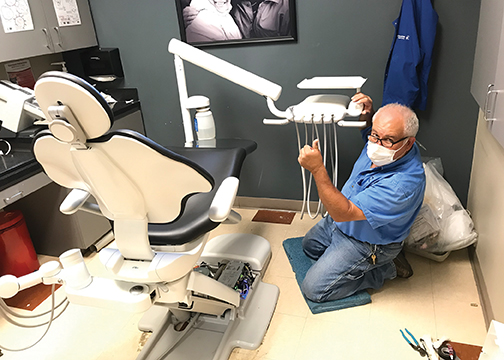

{"left": 87, "top": 0, "right": 480, "bottom": 205}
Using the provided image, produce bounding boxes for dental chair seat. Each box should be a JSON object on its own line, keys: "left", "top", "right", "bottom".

{"left": 85, "top": 130, "right": 250, "bottom": 246}
{"left": 148, "top": 146, "right": 247, "bottom": 246}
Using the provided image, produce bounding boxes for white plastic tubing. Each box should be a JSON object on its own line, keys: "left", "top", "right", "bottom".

{"left": 296, "top": 117, "right": 339, "bottom": 219}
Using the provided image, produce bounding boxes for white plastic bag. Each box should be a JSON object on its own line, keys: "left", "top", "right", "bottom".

{"left": 405, "top": 159, "right": 478, "bottom": 253}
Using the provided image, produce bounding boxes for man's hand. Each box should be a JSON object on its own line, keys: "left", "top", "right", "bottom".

{"left": 298, "top": 139, "right": 366, "bottom": 222}
{"left": 298, "top": 139, "right": 324, "bottom": 174}
{"left": 183, "top": 6, "right": 199, "bottom": 27}
{"left": 351, "top": 92, "right": 373, "bottom": 115}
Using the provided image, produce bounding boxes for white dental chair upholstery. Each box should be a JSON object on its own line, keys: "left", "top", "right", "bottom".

{"left": 34, "top": 71, "right": 247, "bottom": 254}
{"left": 31, "top": 71, "right": 278, "bottom": 360}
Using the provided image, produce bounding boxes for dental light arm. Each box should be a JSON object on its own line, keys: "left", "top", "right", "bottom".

{"left": 168, "top": 38, "right": 285, "bottom": 145}
{"left": 168, "top": 39, "right": 283, "bottom": 101}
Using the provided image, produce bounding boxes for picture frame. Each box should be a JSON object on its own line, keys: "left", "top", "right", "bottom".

{"left": 175, "top": 0, "right": 297, "bottom": 47}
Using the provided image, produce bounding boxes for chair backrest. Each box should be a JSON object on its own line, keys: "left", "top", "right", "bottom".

{"left": 33, "top": 72, "right": 214, "bottom": 260}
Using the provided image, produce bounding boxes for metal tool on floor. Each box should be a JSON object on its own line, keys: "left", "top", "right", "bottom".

{"left": 433, "top": 338, "right": 459, "bottom": 360}
{"left": 400, "top": 328, "right": 428, "bottom": 357}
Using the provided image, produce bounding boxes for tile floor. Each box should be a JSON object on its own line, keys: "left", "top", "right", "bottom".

{"left": 0, "top": 208, "right": 488, "bottom": 360}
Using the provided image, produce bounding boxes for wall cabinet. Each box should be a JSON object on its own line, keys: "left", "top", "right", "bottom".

{"left": 471, "top": 0, "right": 504, "bottom": 148}
{"left": 0, "top": 0, "right": 97, "bottom": 63}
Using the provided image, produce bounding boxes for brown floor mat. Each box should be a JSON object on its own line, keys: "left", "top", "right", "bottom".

{"left": 252, "top": 210, "right": 296, "bottom": 224}
{"left": 4, "top": 283, "right": 62, "bottom": 311}
{"left": 451, "top": 342, "right": 483, "bottom": 360}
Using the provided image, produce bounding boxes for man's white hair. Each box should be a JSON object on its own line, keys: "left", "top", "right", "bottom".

{"left": 373, "top": 103, "right": 419, "bottom": 137}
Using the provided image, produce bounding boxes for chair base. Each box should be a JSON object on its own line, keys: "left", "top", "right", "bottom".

{"left": 137, "top": 280, "right": 278, "bottom": 360}
{"left": 136, "top": 233, "right": 279, "bottom": 360}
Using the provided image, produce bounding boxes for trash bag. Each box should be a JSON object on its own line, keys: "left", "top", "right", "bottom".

{"left": 405, "top": 159, "right": 477, "bottom": 253}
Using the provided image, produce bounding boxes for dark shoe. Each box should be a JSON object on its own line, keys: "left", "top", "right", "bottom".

{"left": 393, "top": 250, "right": 413, "bottom": 278}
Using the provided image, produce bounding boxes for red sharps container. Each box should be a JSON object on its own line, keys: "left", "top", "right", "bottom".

{"left": 0, "top": 210, "right": 39, "bottom": 277}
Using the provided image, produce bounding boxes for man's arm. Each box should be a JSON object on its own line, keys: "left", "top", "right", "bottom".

{"left": 298, "top": 139, "right": 366, "bottom": 222}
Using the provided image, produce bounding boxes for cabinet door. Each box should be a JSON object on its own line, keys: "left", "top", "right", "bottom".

{"left": 0, "top": 0, "right": 54, "bottom": 62}
{"left": 471, "top": 0, "right": 504, "bottom": 148}
{"left": 471, "top": 0, "right": 504, "bottom": 108}
{"left": 489, "top": 21, "right": 504, "bottom": 148}
{"left": 40, "top": 0, "right": 97, "bottom": 53}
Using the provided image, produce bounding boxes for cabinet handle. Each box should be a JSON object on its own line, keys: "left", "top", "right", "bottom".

{"left": 41, "top": 28, "right": 51, "bottom": 50}
{"left": 54, "top": 27, "right": 63, "bottom": 48}
{"left": 484, "top": 84, "right": 504, "bottom": 122}
{"left": 4, "top": 191, "right": 23, "bottom": 205}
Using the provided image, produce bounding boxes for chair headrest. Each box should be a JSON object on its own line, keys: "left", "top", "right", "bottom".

{"left": 35, "top": 71, "right": 114, "bottom": 140}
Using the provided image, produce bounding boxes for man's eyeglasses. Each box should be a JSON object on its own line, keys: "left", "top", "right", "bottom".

{"left": 368, "top": 133, "right": 409, "bottom": 149}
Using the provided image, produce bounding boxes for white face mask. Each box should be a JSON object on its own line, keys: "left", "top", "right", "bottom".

{"left": 366, "top": 140, "right": 407, "bottom": 167}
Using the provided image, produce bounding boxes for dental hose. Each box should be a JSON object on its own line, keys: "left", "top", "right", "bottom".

{"left": 0, "top": 284, "right": 67, "bottom": 352}
{"left": 306, "top": 117, "right": 323, "bottom": 219}
{"left": 297, "top": 116, "right": 339, "bottom": 219}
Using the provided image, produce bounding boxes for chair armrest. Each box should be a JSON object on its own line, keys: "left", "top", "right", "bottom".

{"left": 209, "top": 177, "right": 239, "bottom": 222}
{"left": 60, "top": 189, "right": 103, "bottom": 216}
{"left": 60, "top": 189, "right": 91, "bottom": 215}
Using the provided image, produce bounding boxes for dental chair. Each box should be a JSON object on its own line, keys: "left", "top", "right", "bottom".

{"left": 0, "top": 71, "right": 278, "bottom": 360}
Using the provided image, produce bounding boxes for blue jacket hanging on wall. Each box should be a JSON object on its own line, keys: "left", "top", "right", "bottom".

{"left": 382, "top": 0, "right": 438, "bottom": 110}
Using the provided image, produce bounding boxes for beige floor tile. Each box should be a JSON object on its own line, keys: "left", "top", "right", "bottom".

{"left": 263, "top": 246, "right": 296, "bottom": 280}
{"left": 243, "top": 221, "right": 288, "bottom": 257}
{"left": 229, "top": 347, "right": 257, "bottom": 360}
{"left": 369, "top": 275, "right": 437, "bottom": 337}
{"left": 248, "top": 312, "right": 306, "bottom": 360}
{"left": 264, "top": 275, "right": 309, "bottom": 318}
{"left": 364, "top": 326, "right": 429, "bottom": 360}
{"left": 434, "top": 297, "right": 487, "bottom": 345}
{"left": 0, "top": 301, "right": 141, "bottom": 360}
{"left": 283, "top": 213, "right": 319, "bottom": 239}
{"left": 430, "top": 249, "right": 480, "bottom": 303}
{"left": 294, "top": 316, "right": 372, "bottom": 360}
{"left": 96, "top": 327, "right": 143, "bottom": 360}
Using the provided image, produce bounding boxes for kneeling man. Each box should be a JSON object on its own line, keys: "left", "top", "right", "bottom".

{"left": 298, "top": 93, "right": 425, "bottom": 302}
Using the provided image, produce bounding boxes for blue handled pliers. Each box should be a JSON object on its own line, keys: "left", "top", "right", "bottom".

{"left": 400, "top": 328, "right": 427, "bottom": 357}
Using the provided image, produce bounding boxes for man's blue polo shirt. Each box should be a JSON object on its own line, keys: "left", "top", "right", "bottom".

{"left": 335, "top": 139, "right": 425, "bottom": 245}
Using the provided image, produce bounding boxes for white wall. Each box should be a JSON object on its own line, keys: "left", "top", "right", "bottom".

{"left": 468, "top": 109, "right": 504, "bottom": 323}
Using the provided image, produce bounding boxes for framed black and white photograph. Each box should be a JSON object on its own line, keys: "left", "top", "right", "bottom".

{"left": 175, "top": 0, "right": 297, "bottom": 47}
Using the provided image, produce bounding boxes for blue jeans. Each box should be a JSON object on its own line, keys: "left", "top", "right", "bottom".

{"left": 301, "top": 216, "right": 402, "bottom": 302}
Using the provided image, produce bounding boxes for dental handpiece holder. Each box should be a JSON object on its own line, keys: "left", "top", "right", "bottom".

{"left": 264, "top": 76, "right": 367, "bottom": 126}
